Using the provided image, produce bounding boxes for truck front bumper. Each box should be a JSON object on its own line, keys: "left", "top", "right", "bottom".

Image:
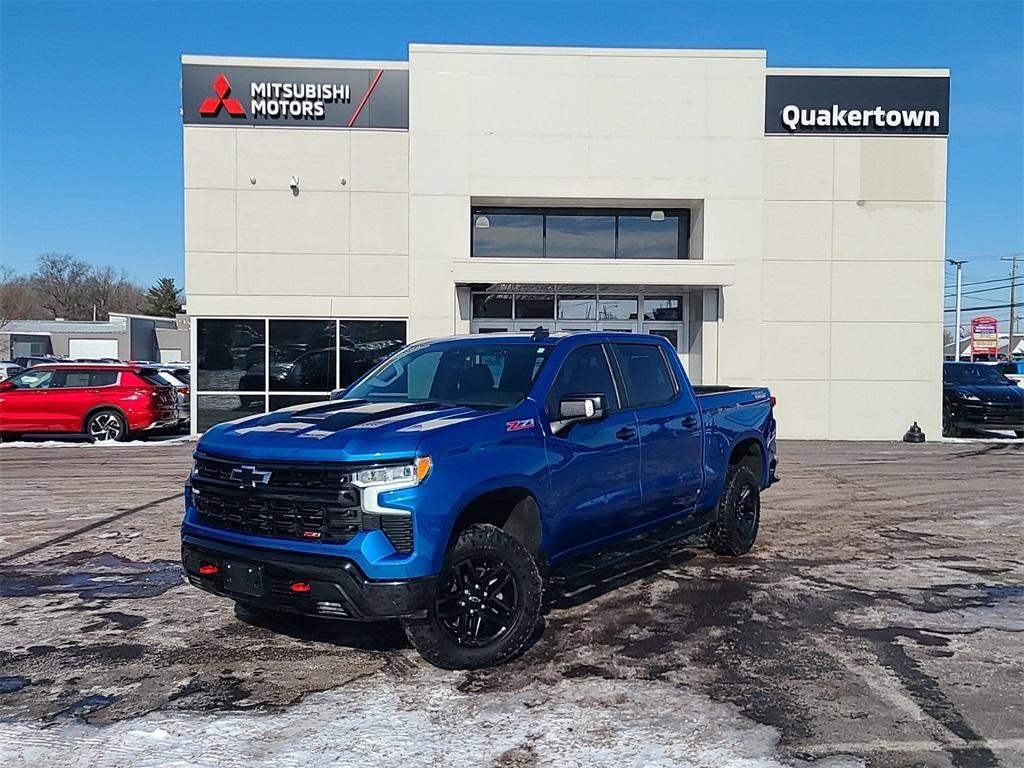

{"left": 181, "top": 534, "right": 436, "bottom": 621}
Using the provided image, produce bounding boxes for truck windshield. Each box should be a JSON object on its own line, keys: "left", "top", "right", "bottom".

{"left": 344, "top": 341, "right": 553, "bottom": 408}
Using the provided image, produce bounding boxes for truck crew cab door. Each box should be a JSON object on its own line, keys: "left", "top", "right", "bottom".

{"left": 542, "top": 343, "right": 641, "bottom": 556}
{"left": 611, "top": 341, "right": 703, "bottom": 525}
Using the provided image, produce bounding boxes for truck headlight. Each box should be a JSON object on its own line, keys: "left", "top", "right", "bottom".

{"left": 352, "top": 458, "right": 431, "bottom": 517}
{"left": 955, "top": 391, "right": 980, "bottom": 401}
{"left": 351, "top": 457, "right": 432, "bottom": 488}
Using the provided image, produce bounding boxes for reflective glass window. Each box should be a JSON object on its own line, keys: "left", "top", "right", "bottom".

{"left": 598, "top": 297, "right": 638, "bottom": 321}
{"left": 643, "top": 297, "right": 684, "bottom": 321}
{"left": 197, "top": 319, "right": 265, "bottom": 392}
{"left": 514, "top": 295, "right": 555, "bottom": 319}
{"left": 617, "top": 215, "right": 682, "bottom": 259}
{"left": 545, "top": 216, "right": 615, "bottom": 259}
{"left": 269, "top": 320, "right": 338, "bottom": 392}
{"left": 472, "top": 293, "right": 513, "bottom": 319}
{"left": 472, "top": 213, "right": 543, "bottom": 258}
{"left": 557, "top": 296, "right": 597, "bottom": 320}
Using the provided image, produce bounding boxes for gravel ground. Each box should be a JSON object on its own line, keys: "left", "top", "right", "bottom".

{"left": 0, "top": 439, "right": 1020, "bottom": 767}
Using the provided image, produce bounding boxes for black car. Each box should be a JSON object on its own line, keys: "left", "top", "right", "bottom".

{"left": 942, "top": 362, "right": 1024, "bottom": 438}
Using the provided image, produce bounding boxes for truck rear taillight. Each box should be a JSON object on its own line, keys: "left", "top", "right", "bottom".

{"left": 770, "top": 396, "right": 777, "bottom": 408}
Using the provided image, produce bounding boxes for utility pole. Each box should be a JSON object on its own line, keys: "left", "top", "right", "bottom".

{"left": 948, "top": 259, "right": 967, "bottom": 360}
{"left": 1002, "top": 255, "right": 1019, "bottom": 359}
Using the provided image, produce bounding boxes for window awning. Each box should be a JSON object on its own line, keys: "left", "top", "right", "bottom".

{"left": 452, "top": 259, "right": 735, "bottom": 290}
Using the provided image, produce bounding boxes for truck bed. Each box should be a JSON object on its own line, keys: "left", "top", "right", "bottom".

{"left": 693, "top": 385, "right": 772, "bottom": 409}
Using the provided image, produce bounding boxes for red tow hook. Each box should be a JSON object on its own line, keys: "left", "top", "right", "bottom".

{"left": 290, "top": 582, "right": 312, "bottom": 594}
{"left": 198, "top": 564, "right": 219, "bottom": 576}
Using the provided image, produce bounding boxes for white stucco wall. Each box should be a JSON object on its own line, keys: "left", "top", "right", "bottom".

{"left": 182, "top": 47, "right": 948, "bottom": 440}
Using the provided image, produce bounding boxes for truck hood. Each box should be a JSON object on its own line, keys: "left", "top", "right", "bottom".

{"left": 197, "top": 399, "right": 496, "bottom": 463}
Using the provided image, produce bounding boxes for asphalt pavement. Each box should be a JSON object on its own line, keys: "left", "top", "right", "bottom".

{"left": 0, "top": 439, "right": 1020, "bottom": 767}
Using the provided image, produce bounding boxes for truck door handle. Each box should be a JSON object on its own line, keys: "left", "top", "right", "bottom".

{"left": 682, "top": 414, "right": 698, "bottom": 429}
{"left": 616, "top": 427, "right": 636, "bottom": 441}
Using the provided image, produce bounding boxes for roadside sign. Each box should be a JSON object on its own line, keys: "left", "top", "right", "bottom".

{"left": 970, "top": 316, "right": 999, "bottom": 359}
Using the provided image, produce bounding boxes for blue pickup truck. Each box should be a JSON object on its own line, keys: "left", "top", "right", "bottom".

{"left": 182, "top": 330, "right": 777, "bottom": 668}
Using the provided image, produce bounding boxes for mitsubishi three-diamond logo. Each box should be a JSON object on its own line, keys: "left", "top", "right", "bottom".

{"left": 199, "top": 74, "right": 246, "bottom": 117}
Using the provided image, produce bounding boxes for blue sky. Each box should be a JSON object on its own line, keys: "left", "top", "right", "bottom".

{"left": 1, "top": 0, "right": 1021, "bottom": 331}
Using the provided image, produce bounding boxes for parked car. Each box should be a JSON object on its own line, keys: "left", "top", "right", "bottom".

{"left": 151, "top": 367, "right": 192, "bottom": 432}
{"left": 14, "top": 356, "right": 62, "bottom": 368}
{"left": 0, "top": 363, "right": 179, "bottom": 442}
{"left": 0, "top": 362, "right": 25, "bottom": 382}
{"left": 182, "top": 331, "right": 777, "bottom": 669}
{"left": 996, "top": 361, "right": 1024, "bottom": 389}
{"left": 943, "top": 362, "right": 1024, "bottom": 438}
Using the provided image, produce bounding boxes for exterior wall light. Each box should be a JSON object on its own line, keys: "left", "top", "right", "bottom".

{"left": 650, "top": 210, "right": 666, "bottom": 222}
{"left": 475, "top": 215, "right": 491, "bottom": 229}
{"left": 289, "top": 175, "right": 300, "bottom": 189}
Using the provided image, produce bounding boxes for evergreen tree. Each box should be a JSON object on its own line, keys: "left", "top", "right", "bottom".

{"left": 145, "top": 277, "right": 183, "bottom": 317}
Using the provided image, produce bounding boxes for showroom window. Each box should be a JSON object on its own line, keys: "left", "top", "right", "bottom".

{"left": 643, "top": 297, "right": 684, "bottom": 321}
{"left": 472, "top": 208, "right": 689, "bottom": 260}
{"left": 194, "top": 318, "right": 406, "bottom": 432}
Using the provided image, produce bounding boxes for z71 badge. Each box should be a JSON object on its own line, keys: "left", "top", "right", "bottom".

{"left": 506, "top": 419, "right": 535, "bottom": 432}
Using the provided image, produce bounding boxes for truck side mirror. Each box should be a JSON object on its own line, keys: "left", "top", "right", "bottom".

{"left": 0, "top": 380, "right": 14, "bottom": 392}
{"left": 552, "top": 394, "right": 605, "bottom": 434}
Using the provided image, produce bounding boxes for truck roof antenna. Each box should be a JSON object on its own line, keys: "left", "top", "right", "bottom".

{"left": 531, "top": 326, "right": 550, "bottom": 342}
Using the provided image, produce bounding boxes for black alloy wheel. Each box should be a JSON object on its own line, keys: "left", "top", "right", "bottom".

{"left": 734, "top": 484, "right": 759, "bottom": 539}
{"left": 942, "top": 404, "right": 961, "bottom": 438}
{"left": 707, "top": 463, "right": 761, "bottom": 556}
{"left": 404, "top": 523, "right": 542, "bottom": 669}
{"left": 435, "top": 556, "right": 520, "bottom": 648}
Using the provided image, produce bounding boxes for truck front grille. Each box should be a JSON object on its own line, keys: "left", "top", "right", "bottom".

{"left": 191, "top": 453, "right": 413, "bottom": 553}
{"left": 192, "top": 485, "right": 361, "bottom": 544}
{"left": 194, "top": 455, "right": 353, "bottom": 490}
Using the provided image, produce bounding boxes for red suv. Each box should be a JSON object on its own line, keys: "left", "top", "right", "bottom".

{"left": 0, "top": 364, "right": 179, "bottom": 442}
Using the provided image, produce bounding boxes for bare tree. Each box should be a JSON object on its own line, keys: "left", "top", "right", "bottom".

{"left": 0, "top": 266, "right": 39, "bottom": 329}
{"left": 16, "top": 254, "right": 148, "bottom": 321}
{"left": 34, "top": 253, "right": 92, "bottom": 319}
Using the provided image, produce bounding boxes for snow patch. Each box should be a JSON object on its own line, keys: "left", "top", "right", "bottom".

{"left": 0, "top": 668, "right": 865, "bottom": 768}
{"left": 0, "top": 436, "right": 194, "bottom": 449}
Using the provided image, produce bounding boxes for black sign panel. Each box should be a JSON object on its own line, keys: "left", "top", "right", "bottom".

{"left": 182, "top": 63, "right": 408, "bottom": 129}
{"left": 765, "top": 75, "right": 949, "bottom": 136}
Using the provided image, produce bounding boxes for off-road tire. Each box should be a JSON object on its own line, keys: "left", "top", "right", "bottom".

{"left": 404, "top": 524, "right": 542, "bottom": 670}
{"left": 942, "top": 404, "right": 962, "bottom": 438}
{"left": 707, "top": 464, "right": 761, "bottom": 557}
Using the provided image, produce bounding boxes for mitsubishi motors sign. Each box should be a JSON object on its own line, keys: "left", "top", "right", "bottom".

{"left": 182, "top": 62, "right": 408, "bottom": 129}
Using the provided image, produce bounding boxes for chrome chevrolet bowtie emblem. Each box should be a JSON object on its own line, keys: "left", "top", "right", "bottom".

{"left": 230, "top": 465, "right": 272, "bottom": 488}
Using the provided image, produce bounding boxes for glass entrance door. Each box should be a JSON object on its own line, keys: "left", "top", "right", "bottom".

{"left": 644, "top": 323, "right": 680, "bottom": 350}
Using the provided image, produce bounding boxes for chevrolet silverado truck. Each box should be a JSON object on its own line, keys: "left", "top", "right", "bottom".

{"left": 181, "top": 330, "right": 777, "bottom": 669}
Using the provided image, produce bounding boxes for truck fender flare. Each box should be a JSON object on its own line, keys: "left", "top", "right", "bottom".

{"left": 446, "top": 478, "right": 548, "bottom": 558}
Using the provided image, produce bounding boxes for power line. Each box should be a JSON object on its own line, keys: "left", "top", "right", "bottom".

{"left": 943, "top": 302, "right": 1016, "bottom": 313}
{"left": 946, "top": 256, "right": 1019, "bottom": 264}
{"left": 944, "top": 283, "right": 1014, "bottom": 299}
{"left": 945, "top": 276, "right": 1016, "bottom": 289}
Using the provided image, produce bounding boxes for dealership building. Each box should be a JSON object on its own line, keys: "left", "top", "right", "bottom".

{"left": 181, "top": 44, "right": 949, "bottom": 438}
